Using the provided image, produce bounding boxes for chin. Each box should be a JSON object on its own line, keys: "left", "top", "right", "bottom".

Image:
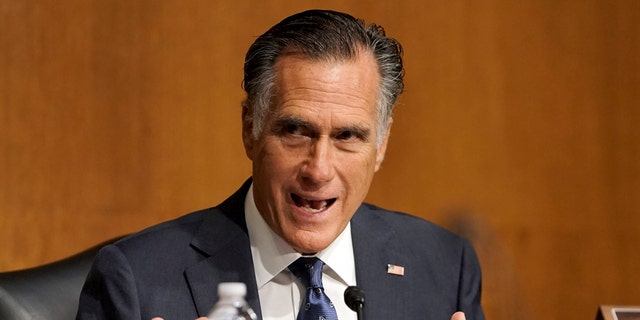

{"left": 289, "top": 233, "right": 333, "bottom": 254}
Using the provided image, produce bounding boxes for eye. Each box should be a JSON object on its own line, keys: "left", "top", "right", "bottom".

{"left": 334, "top": 126, "right": 368, "bottom": 143}
{"left": 271, "top": 117, "right": 310, "bottom": 138}
{"left": 285, "top": 123, "right": 302, "bottom": 135}
{"left": 336, "top": 130, "right": 356, "bottom": 141}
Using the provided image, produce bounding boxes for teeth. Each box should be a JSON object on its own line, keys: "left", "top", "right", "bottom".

{"left": 292, "top": 194, "right": 335, "bottom": 212}
{"left": 303, "top": 200, "right": 327, "bottom": 212}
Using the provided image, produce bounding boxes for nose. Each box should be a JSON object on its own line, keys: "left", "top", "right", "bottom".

{"left": 300, "top": 137, "right": 336, "bottom": 184}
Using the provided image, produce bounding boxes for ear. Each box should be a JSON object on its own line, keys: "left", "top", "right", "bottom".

{"left": 241, "top": 106, "right": 255, "bottom": 160}
{"left": 374, "top": 117, "right": 393, "bottom": 172}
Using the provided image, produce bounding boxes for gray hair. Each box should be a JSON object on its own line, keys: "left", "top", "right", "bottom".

{"left": 242, "top": 9, "right": 404, "bottom": 146}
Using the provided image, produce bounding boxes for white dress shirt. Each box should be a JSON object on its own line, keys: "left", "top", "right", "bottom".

{"left": 245, "top": 184, "right": 357, "bottom": 320}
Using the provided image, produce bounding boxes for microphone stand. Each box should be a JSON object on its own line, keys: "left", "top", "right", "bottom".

{"left": 354, "top": 303, "right": 364, "bottom": 320}
{"left": 344, "top": 286, "right": 365, "bottom": 320}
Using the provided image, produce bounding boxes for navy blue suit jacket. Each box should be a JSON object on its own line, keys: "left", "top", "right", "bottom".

{"left": 77, "top": 179, "right": 485, "bottom": 319}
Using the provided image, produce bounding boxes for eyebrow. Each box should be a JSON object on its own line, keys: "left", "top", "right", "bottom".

{"left": 272, "top": 115, "right": 313, "bottom": 132}
{"left": 271, "top": 114, "right": 372, "bottom": 141}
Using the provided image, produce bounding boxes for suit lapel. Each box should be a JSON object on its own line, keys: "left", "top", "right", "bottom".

{"left": 184, "top": 180, "right": 263, "bottom": 319}
{"left": 351, "top": 205, "right": 412, "bottom": 320}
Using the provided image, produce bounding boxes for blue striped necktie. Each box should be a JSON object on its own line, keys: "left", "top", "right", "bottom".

{"left": 289, "top": 257, "right": 339, "bottom": 320}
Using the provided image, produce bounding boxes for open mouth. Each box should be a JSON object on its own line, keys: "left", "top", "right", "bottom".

{"left": 291, "top": 194, "right": 336, "bottom": 213}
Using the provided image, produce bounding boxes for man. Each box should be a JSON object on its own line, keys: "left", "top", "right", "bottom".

{"left": 77, "top": 9, "right": 484, "bottom": 320}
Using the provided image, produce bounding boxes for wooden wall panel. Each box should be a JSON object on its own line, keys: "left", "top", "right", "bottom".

{"left": 2, "top": 1, "right": 638, "bottom": 319}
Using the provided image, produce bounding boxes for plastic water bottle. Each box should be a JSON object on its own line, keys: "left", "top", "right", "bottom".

{"left": 207, "top": 282, "right": 257, "bottom": 320}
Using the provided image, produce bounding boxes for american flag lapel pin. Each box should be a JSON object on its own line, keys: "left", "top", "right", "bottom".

{"left": 387, "top": 264, "right": 405, "bottom": 276}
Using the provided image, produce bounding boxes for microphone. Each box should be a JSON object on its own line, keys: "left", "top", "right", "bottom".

{"left": 344, "top": 286, "right": 365, "bottom": 320}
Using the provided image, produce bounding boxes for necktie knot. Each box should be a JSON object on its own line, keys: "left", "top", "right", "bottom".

{"left": 289, "top": 257, "right": 325, "bottom": 289}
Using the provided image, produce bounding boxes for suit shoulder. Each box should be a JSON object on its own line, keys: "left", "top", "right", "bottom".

{"left": 358, "top": 202, "right": 467, "bottom": 245}
{"left": 111, "top": 207, "right": 212, "bottom": 255}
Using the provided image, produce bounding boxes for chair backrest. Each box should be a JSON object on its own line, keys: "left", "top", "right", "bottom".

{"left": 0, "top": 236, "right": 124, "bottom": 320}
{"left": 596, "top": 305, "right": 640, "bottom": 320}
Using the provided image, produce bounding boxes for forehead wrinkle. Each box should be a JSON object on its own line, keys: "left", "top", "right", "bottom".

{"left": 277, "top": 100, "right": 372, "bottom": 126}
{"left": 315, "top": 80, "right": 377, "bottom": 105}
{"left": 279, "top": 86, "right": 374, "bottom": 115}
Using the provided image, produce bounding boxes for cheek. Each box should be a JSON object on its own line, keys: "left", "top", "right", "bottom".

{"left": 340, "top": 148, "right": 378, "bottom": 174}
{"left": 254, "top": 142, "right": 300, "bottom": 182}
{"left": 338, "top": 152, "right": 379, "bottom": 195}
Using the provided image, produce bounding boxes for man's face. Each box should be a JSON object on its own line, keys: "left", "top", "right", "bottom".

{"left": 243, "top": 52, "right": 391, "bottom": 254}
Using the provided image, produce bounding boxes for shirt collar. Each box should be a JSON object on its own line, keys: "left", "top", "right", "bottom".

{"left": 245, "top": 183, "right": 356, "bottom": 289}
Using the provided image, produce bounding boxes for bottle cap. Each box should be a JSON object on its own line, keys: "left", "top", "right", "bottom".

{"left": 217, "top": 282, "right": 247, "bottom": 297}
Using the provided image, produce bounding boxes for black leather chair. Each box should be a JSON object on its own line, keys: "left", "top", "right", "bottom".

{"left": 0, "top": 236, "right": 124, "bottom": 320}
